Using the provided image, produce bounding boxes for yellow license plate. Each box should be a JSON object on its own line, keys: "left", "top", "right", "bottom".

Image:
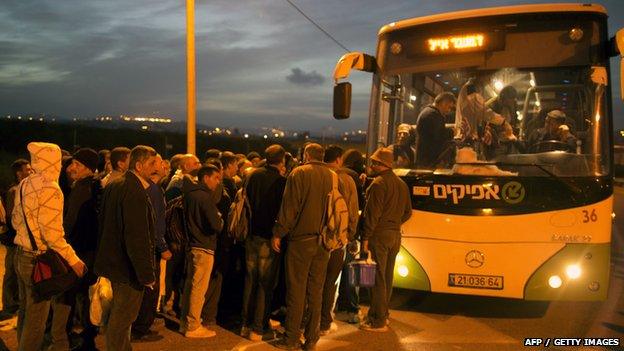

{"left": 448, "top": 273, "right": 504, "bottom": 290}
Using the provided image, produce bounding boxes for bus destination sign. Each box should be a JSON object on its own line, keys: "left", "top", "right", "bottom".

{"left": 406, "top": 31, "right": 505, "bottom": 57}
{"left": 428, "top": 34, "right": 485, "bottom": 53}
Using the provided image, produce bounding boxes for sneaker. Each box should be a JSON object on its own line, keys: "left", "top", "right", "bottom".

{"left": 359, "top": 321, "right": 388, "bottom": 332}
{"left": 184, "top": 326, "right": 216, "bottom": 338}
{"left": 131, "top": 331, "right": 164, "bottom": 342}
{"left": 0, "top": 316, "right": 17, "bottom": 331}
{"left": 320, "top": 322, "right": 338, "bottom": 336}
{"left": 273, "top": 338, "right": 301, "bottom": 350}
{"left": 249, "top": 331, "right": 263, "bottom": 342}
{"left": 347, "top": 312, "right": 360, "bottom": 324}
{"left": 269, "top": 318, "right": 281, "bottom": 330}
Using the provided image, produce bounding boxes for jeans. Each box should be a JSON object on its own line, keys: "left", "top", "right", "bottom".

{"left": 320, "top": 247, "right": 345, "bottom": 330}
{"left": 132, "top": 253, "right": 161, "bottom": 335}
{"left": 106, "top": 282, "right": 144, "bottom": 351}
{"left": 241, "top": 235, "right": 280, "bottom": 333}
{"left": 201, "top": 242, "right": 230, "bottom": 325}
{"left": 50, "top": 281, "right": 97, "bottom": 350}
{"left": 284, "top": 238, "right": 330, "bottom": 347}
{"left": 367, "top": 231, "right": 401, "bottom": 328}
{"left": 180, "top": 248, "right": 214, "bottom": 332}
{"left": 163, "top": 250, "right": 185, "bottom": 315}
{"left": 337, "top": 248, "right": 359, "bottom": 313}
{"left": 15, "top": 248, "right": 51, "bottom": 351}
{"left": 2, "top": 245, "right": 19, "bottom": 314}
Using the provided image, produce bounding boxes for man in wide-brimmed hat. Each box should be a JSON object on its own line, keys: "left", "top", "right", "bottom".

{"left": 359, "top": 147, "right": 412, "bottom": 332}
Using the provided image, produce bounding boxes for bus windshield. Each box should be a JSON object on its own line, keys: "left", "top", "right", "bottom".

{"left": 372, "top": 65, "right": 610, "bottom": 177}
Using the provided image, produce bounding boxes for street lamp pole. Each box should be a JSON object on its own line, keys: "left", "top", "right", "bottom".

{"left": 186, "top": 0, "right": 196, "bottom": 154}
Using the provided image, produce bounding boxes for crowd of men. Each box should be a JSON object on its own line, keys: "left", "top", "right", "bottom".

{"left": 0, "top": 140, "right": 412, "bottom": 351}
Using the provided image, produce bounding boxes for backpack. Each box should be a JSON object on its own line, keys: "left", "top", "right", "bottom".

{"left": 320, "top": 171, "right": 350, "bottom": 251}
{"left": 227, "top": 187, "right": 251, "bottom": 242}
{"left": 165, "top": 195, "right": 187, "bottom": 254}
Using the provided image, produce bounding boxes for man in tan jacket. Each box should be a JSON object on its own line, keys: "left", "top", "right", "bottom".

{"left": 272, "top": 143, "right": 343, "bottom": 350}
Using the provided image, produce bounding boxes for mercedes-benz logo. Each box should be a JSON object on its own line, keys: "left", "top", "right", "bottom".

{"left": 465, "top": 250, "right": 485, "bottom": 268}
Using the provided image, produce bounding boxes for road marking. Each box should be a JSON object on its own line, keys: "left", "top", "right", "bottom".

{"left": 393, "top": 312, "right": 517, "bottom": 344}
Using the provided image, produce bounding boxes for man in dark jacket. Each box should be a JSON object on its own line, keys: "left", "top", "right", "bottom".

{"left": 272, "top": 143, "right": 342, "bottom": 350}
{"left": 94, "top": 145, "right": 159, "bottom": 351}
{"left": 51, "top": 148, "right": 101, "bottom": 350}
{"left": 360, "top": 147, "right": 412, "bottom": 332}
{"left": 179, "top": 164, "right": 223, "bottom": 338}
{"left": 240, "top": 144, "right": 286, "bottom": 341}
{"left": 416, "top": 92, "right": 456, "bottom": 168}
{"left": 132, "top": 154, "right": 172, "bottom": 342}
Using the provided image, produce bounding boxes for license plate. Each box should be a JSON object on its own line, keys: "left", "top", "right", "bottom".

{"left": 448, "top": 273, "right": 504, "bottom": 290}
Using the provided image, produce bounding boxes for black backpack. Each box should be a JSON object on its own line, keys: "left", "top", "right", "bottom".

{"left": 165, "top": 196, "right": 188, "bottom": 254}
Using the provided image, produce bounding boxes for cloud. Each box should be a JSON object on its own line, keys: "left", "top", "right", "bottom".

{"left": 286, "top": 68, "right": 325, "bottom": 87}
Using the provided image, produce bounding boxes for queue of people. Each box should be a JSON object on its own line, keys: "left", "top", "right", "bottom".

{"left": 0, "top": 141, "right": 413, "bottom": 351}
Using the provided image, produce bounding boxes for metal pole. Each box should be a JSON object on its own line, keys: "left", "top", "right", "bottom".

{"left": 186, "top": 0, "right": 196, "bottom": 155}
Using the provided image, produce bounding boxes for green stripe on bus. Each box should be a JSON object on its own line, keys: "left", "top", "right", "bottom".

{"left": 393, "top": 245, "right": 431, "bottom": 290}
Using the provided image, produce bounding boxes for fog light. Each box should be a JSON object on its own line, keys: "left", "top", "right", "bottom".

{"left": 549, "top": 275, "right": 562, "bottom": 289}
{"left": 565, "top": 265, "right": 581, "bottom": 279}
{"left": 397, "top": 265, "right": 409, "bottom": 277}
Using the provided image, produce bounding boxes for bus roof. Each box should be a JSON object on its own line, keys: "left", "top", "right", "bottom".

{"left": 378, "top": 3, "right": 607, "bottom": 36}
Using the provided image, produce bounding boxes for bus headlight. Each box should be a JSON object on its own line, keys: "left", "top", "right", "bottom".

{"left": 397, "top": 265, "right": 409, "bottom": 277}
{"left": 565, "top": 265, "right": 581, "bottom": 279}
{"left": 548, "top": 275, "right": 562, "bottom": 289}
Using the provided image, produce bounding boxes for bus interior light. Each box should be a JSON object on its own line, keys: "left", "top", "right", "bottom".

{"left": 493, "top": 79, "right": 504, "bottom": 91}
{"left": 569, "top": 27, "right": 584, "bottom": 42}
{"left": 549, "top": 275, "right": 562, "bottom": 289}
{"left": 565, "top": 265, "right": 581, "bottom": 279}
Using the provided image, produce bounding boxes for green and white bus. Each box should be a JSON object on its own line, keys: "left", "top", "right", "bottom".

{"left": 334, "top": 3, "right": 624, "bottom": 300}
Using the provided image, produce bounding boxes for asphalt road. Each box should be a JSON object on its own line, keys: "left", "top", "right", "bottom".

{"left": 1, "top": 190, "right": 624, "bottom": 350}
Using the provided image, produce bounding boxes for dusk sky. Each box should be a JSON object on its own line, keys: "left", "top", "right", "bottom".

{"left": 1, "top": 0, "right": 623, "bottom": 133}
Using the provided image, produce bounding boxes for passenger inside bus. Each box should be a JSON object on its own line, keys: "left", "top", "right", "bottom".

{"left": 483, "top": 85, "right": 523, "bottom": 159}
{"left": 455, "top": 77, "right": 509, "bottom": 147}
{"left": 388, "top": 123, "right": 416, "bottom": 168}
{"left": 415, "top": 92, "right": 456, "bottom": 169}
{"left": 526, "top": 109, "right": 577, "bottom": 153}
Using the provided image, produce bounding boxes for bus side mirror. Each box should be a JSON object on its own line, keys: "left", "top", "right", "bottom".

{"left": 333, "top": 82, "right": 352, "bottom": 120}
{"left": 616, "top": 29, "right": 624, "bottom": 100}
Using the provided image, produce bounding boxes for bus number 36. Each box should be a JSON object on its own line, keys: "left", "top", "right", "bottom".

{"left": 582, "top": 209, "right": 598, "bottom": 223}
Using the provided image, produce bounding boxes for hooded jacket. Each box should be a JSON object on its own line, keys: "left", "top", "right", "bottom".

{"left": 12, "top": 142, "right": 81, "bottom": 266}
{"left": 182, "top": 177, "right": 223, "bottom": 254}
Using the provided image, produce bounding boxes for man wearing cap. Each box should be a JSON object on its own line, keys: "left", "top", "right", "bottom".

{"left": 388, "top": 124, "right": 415, "bottom": 168}
{"left": 359, "top": 147, "right": 412, "bottom": 332}
{"left": 50, "top": 148, "right": 102, "bottom": 350}
{"left": 527, "top": 110, "right": 577, "bottom": 152}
